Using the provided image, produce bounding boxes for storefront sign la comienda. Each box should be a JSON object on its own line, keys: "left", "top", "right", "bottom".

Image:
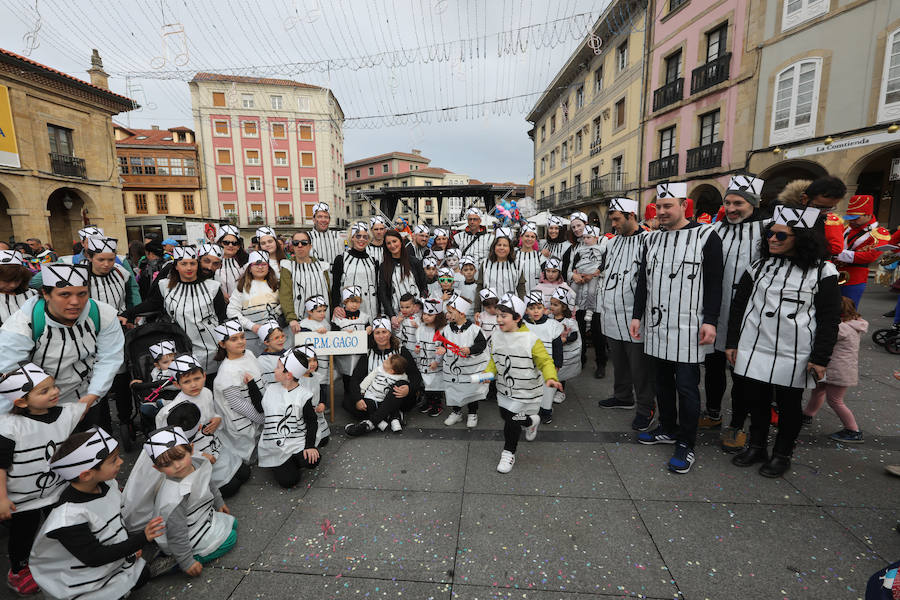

{"left": 294, "top": 330, "right": 367, "bottom": 356}
{"left": 784, "top": 131, "right": 900, "bottom": 159}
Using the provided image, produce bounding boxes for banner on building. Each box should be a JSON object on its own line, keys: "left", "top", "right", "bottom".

{"left": 0, "top": 85, "right": 20, "bottom": 168}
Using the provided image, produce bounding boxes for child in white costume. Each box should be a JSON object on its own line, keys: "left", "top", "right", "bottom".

{"left": 456, "top": 257, "right": 479, "bottom": 320}
{"left": 439, "top": 294, "right": 489, "bottom": 428}
{"left": 522, "top": 291, "right": 563, "bottom": 425}
{"left": 485, "top": 294, "right": 562, "bottom": 474}
{"left": 413, "top": 298, "right": 446, "bottom": 417}
{"left": 476, "top": 288, "right": 500, "bottom": 340}
{"left": 549, "top": 287, "right": 582, "bottom": 404}
{"left": 144, "top": 426, "right": 235, "bottom": 577}
{"left": 294, "top": 344, "right": 331, "bottom": 447}
{"left": 30, "top": 428, "right": 164, "bottom": 599}
{"left": 332, "top": 286, "right": 372, "bottom": 378}
{"left": 257, "top": 346, "right": 322, "bottom": 488}
{"left": 397, "top": 293, "right": 422, "bottom": 354}
{"left": 255, "top": 321, "right": 288, "bottom": 388}
{"left": 212, "top": 320, "right": 265, "bottom": 463}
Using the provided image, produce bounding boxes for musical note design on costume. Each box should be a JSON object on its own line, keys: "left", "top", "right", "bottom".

{"left": 648, "top": 306, "right": 667, "bottom": 328}
{"left": 275, "top": 406, "right": 292, "bottom": 447}
{"left": 764, "top": 297, "right": 806, "bottom": 319}
{"left": 668, "top": 260, "right": 701, "bottom": 280}
{"left": 35, "top": 440, "right": 60, "bottom": 497}
{"left": 497, "top": 354, "right": 515, "bottom": 389}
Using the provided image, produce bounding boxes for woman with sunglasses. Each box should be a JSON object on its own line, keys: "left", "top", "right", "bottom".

{"left": 378, "top": 230, "right": 427, "bottom": 323}
{"left": 279, "top": 230, "right": 330, "bottom": 335}
{"left": 331, "top": 222, "right": 379, "bottom": 319}
{"left": 216, "top": 225, "right": 249, "bottom": 301}
{"left": 725, "top": 205, "right": 841, "bottom": 478}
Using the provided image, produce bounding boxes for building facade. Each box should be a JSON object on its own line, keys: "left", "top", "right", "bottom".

{"left": 528, "top": 0, "right": 648, "bottom": 226}
{"left": 190, "top": 73, "right": 346, "bottom": 234}
{"left": 114, "top": 124, "right": 208, "bottom": 243}
{"left": 641, "top": 0, "right": 756, "bottom": 218}
{"left": 0, "top": 49, "right": 134, "bottom": 250}
{"left": 746, "top": 0, "right": 900, "bottom": 228}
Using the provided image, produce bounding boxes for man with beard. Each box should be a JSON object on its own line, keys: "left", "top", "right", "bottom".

{"left": 452, "top": 207, "right": 492, "bottom": 262}
{"left": 367, "top": 215, "right": 389, "bottom": 263}
{"left": 308, "top": 202, "right": 344, "bottom": 271}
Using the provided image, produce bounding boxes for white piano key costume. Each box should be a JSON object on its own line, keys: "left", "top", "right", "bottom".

{"left": 539, "top": 215, "right": 572, "bottom": 260}
{"left": 212, "top": 322, "right": 264, "bottom": 462}
{"left": 227, "top": 250, "right": 284, "bottom": 356}
{"left": 597, "top": 228, "right": 647, "bottom": 342}
{"left": 309, "top": 203, "right": 344, "bottom": 268}
{"left": 0, "top": 251, "right": 36, "bottom": 325}
{"left": 331, "top": 246, "right": 379, "bottom": 318}
{"left": 414, "top": 298, "right": 445, "bottom": 391}
{"left": 453, "top": 213, "right": 493, "bottom": 261}
{"left": 523, "top": 293, "right": 563, "bottom": 410}
{"left": 216, "top": 225, "right": 245, "bottom": 297}
{"left": 258, "top": 381, "right": 316, "bottom": 468}
{"left": 280, "top": 256, "right": 331, "bottom": 324}
{"left": 568, "top": 228, "right": 606, "bottom": 312}
{"left": 159, "top": 276, "right": 223, "bottom": 373}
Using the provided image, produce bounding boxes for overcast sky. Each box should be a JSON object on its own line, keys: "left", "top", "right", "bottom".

{"left": 1, "top": 0, "right": 609, "bottom": 182}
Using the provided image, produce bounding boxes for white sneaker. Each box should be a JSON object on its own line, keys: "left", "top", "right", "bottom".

{"left": 524, "top": 415, "right": 539, "bottom": 441}
{"left": 390, "top": 419, "right": 402, "bottom": 432}
{"left": 466, "top": 413, "right": 478, "bottom": 428}
{"left": 553, "top": 390, "right": 566, "bottom": 404}
{"left": 377, "top": 421, "right": 388, "bottom": 431}
{"left": 496, "top": 450, "right": 515, "bottom": 473}
{"left": 444, "top": 411, "right": 464, "bottom": 426}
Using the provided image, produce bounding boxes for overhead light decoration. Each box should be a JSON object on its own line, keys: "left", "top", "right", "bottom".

{"left": 824, "top": 136, "right": 834, "bottom": 145}
{"left": 773, "top": 147, "right": 782, "bottom": 154}
{"left": 888, "top": 124, "right": 899, "bottom": 133}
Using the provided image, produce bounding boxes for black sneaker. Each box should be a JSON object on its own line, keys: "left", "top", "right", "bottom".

{"left": 427, "top": 405, "right": 443, "bottom": 417}
{"left": 631, "top": 413, "right": 654, "bottom": 431}
{"left": 344, "top": 420, "right": 373, "bottom": 437}
{"left": 594, "top": 365, "right": 606, "bottom": 379}
{"left": 538, "top": 408, "right": 553, "bottom": 424}
{"left": 418, "top": 401, "right": 431, "bottom": 414}
{"left": 800, "top": 414, "right": 813, "bottom": 426}
{"left": 598, "top": 396, "right": 635, "bottom": 409}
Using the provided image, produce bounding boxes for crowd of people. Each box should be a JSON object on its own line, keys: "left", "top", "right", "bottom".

{"left": 0, "top": 177, "right": 898, "bottom": 598}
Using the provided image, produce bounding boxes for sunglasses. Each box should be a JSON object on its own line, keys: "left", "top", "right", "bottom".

{"left": 438, "top": 277, "right": 454, "bottom": 282}
{"left": 220, "top": 240, "right": 240, "bottom": 246}
{"left": 292, "top": 239, "right": 311, "bottom": 246}
{"left": 766, "top": 230, "right": 794, "bottom": 241}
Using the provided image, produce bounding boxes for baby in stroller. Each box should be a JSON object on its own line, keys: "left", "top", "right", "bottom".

{"left": 130, "top": 340, "right": 179, "bottom": 420}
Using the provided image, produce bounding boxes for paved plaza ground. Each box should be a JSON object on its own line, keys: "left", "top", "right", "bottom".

{"left": 3, "top": 288, "right": 898, "bottom": 600}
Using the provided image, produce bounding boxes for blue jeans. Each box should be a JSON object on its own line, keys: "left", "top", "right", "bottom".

{"left": 654, "top": 359, "right": 701, "bottom": 448}
{"left": 840, "top": 282, "right": 865, "bottom": 308}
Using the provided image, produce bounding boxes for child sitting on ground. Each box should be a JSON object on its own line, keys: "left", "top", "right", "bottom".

{"left": 29, "top": 428, "right": 165, "bottom": 599}
{"left": 344, "top": 354, "right": 410, "bottom": 435}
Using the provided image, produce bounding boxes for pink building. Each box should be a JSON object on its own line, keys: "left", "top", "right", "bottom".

{"left": 642, "top": 1, "right": 754, "bottom": 218}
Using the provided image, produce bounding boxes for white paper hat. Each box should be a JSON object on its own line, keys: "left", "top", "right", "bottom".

{"left": 342, "top": 285, "right": 363, "bottom": 302}
{"left": 444, "top": 248, "right": 461, "bottom": 260}
{"left": 216, "top": 224, "right": 240, "bottom": 242}
{"left": 447, "top": 293, "right": 471, "bottom": 313}
{"left": 49, "top": 427, "right": 118, "bottom": 481}
{"left": 281, "top": 346, "right": 310, "bottom": 379}
{"left": 459, "top": 255, "right": 477, "bottom": 267}
{"left": 350, "top": 222, "right": 370, "bottom": 236}
{"left": 498, "top": 293, "right": 525, "bottom": 317}
{"left": 42, "top": 263, "right": 89, "bottom": 288}
{"left": 609, "top": 197, "right": 638, "bottom": 215}
{"left": 433, "top": 228, "right": 449, "bottom": 238}
{"left": 247, "top": 250, "right": 270, "bottom": 264}
{"left": 77, "top": 226, "right": 104, "bottom": 240}
{"left": 0, "top": 250, "right": 24, "bottom": 266}
{"left": 257, "top": 320, "right": 281, "bottom": 342}
{"left": 169, "top": 353, "right": 202, "bottom": 374}
{"left": 479, "top": 287, "right": 499, "bottom": 302}
{"left": 494, "top": 227, "right": 512, "bottom": 240}
{"left": 583, "top": 225, "right": 601, "bottom": 237}
{"left": 465, "top": 207, "right": 482, "bottom": 218}
{"left": 0, "top": 362, "right": 51, "bottom": 403}
{"left": 521, "top": 222, "right": 538, "bottom": 234}
{"left": 304, "top": 294, "right": 328, "bottom": 312}
{"left": 548, "top": 215, "right": 565, "bottom": 227}
{"left": 421, "top": 297, "right": 443, "bottom": 315}
{"left": 552, "top": 286, "right": 575, "bottom": 306}
{"left": 172, "top": 246, "right": 196, "bottom": 261}
{"left": 255, "top": 226, "right": 276, "bottom": 239}
{"left": 727, "top": 174, "right": 764, "bottom": 196}
{"left": 372, "top": 316, "right": 392, "bottom": 331}
{"left": 413, "top": 224, "right": 430, "bottom": 235}
{"left": 656, "top": 182, "right": 687, "bottom": 199}
{"left": 543, "top": 256, "right": 562, "bottom": 270}
{"left": 149, "top": 340, "right": 176, "bottom": 360}
{"left": 370, "top": 215, "right": 389, "bottom": 227}
{"left": 524, "top": 290, "right": 544, "bottom": 306}
{"left": 570, "top": 211, "right": 588, "bottom": 224}
{"left": 312, "top": 202, "right": 330, "bottom": 214}
{"left": 85, "top": 236, "right": 117, "bottom": 254}
{"left": 213, "top": 319, "right": 243, "bottom": 341}
{"left": 772, "top": 205, "right": 820, "bottom": 229}
{"left": 422, "top": 256, "right": 438, "bottom": 268}
{"left": 198, "top": 243, "right": 224, "bottom": 259}
{"left": 143, "top": 426, "right": 189, "bottom": 461}
{"left": 164, "top": 401, "right": 202, "bottom": 440}
{"left": 437, "top": 267, "right": 454, "bottom": 278}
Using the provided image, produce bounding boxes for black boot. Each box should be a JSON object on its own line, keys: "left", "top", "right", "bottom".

{"left": 759, "top": 454, "right": 791, "bottom": 478}
{"left": 732, "top": 445, "right": 769, "bottom": 467}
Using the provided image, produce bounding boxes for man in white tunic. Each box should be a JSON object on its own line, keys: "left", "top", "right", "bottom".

{"left": 452, "top": 208, "right": 493, "bottom": 262}
{"left": 308, "top": 202, "right": 344, "bottom": 270}
{"left": 629, "top": 183, "right": 723, "bottom": 475}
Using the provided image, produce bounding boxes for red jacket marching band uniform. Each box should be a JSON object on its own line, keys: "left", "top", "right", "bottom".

{"left": 836, "top": 195, "right": 891, "bottom": 286}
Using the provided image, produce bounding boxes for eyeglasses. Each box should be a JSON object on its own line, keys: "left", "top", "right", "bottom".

{"left": 220, "top": 240, "right": 240, "bottom": 246}
{"left": 438, "top": 277, "right": 454, "bottom": 282}
{"left": 292, "top": 239, "right": 311, "bottom": 246}
{"left": 766, "top": 230, "right": 794, "bottom": 242}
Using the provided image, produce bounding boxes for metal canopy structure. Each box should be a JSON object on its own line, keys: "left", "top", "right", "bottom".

{"left": 351, "top": 184, "right": 514, "bottom": 223}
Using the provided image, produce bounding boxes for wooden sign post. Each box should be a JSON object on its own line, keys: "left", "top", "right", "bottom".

{"left": 293, "top": 330, "right": 367, "bottom": 423}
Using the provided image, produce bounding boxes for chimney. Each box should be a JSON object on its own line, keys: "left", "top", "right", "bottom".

{"left": 152, "top": 125, "right": 159, "bottom": 130}
{"left": 87, "top": 49, "right": 109, "bottom": 90}
{"left": 411, "top": 149, "right": 422, "bottom": 156}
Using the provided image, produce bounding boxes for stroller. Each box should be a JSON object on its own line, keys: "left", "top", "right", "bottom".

{"left": 119, "top": 317, "right": 194, "bottom": 450}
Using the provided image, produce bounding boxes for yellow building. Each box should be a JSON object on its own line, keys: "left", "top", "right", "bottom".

{"left": 0, "top": 49, "right": 134, "bottom": 250}
{"left": 527, "top": 0, "right": 647, "bottom": 226}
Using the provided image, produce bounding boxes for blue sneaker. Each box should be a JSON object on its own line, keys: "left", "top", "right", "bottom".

{"left": 667, "top": 443, "right": 695, "bottom": 474}
{"left": 637, "top": 426, "right": 676, "bottom": 445}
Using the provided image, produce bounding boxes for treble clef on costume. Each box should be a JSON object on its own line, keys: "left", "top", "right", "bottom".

{"left": 497, "top": 353, "right": 515, "bottom": 389}
{"left": 35, "top": 441, "right": 60, "bottom": 497}
{"left": 275, "top": 406, "right": 292, "bottom": 447}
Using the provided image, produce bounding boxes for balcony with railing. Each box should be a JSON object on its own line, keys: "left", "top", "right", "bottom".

{"left": 685, "top": 141, "right": 724, "bottom": 172}
{"left": 49, "top": 153, "right": 86, "bottom": 178}
{"left": 648, "top": 155, "right": 679, "bottom": 180}
{"left": 536, "top": 173, "right": 628, "bottom": 211}
{"left": 652, "top": 78, "right": 684, "bottom": 112}
{"left": 589, "top": 139, "right": 602, "bottom": 156}
{"left": 277, "top": 215, "right": 294, "bottom": 225}
{"left": 690, "top": 53, "right": 731, "bottom": 95}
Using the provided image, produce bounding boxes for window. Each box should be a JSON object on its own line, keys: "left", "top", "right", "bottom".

{"left": 118, "top": 156, "right": 128, "bottom": 175}
{"left": 219, "top": 176, "right": 234, "bottom": 192}
{"left": 540, "top": 125, "right": 546, "bottom": 142}
{"left": 155, "top": 193, "right": 168, "bottom": 214}
{"left": 169, "top": 158, "right": 183, "bottom": 176}
{"left": 424, "top": 181, "right": 433, "bottom": 187}
{"left": 270, "top": 95, "right": 283, "bottom": 109}
{"left": 156, "top": 157, "right": 169, "bottom": 175}
{"left": 298, "top": 123, "right": 313, "bottom": 140}
{"left": 250, "top": 203, "right": 263, "bottom": 218}
{"left": 561, "top": 141, "right": 568, "bottom": 167}
{"left": 223, "top": 203, "right": 236, "bottom": 216}
{"left": 699, "top": 110, "right": 720, "bottom": 146}
{"left": 274, "top": 150, "right": 288, "bottom": 166}
{"left": 183, "top": 158, "right": 196, "bottom": 176}
{"left": 549, "top": 150, "right": 556, "bottom": 170}
{"left": 617, "top": 42, "right": 628, "bottom": 71}
{"left": 297, "top": 95, "right": 311, "bottom": 112}
{"left": 300, "top": 152, "right": 314, "bottom": 167}
{"left": 129, "top": 156, "right": 143, "bottom": 174}
{"left": 368, "top": 166, "right": 375, "bottom": 175}
{"left": 550, "top": 115, "right": 556, "bottom": 134}
{"left": 425, "top": 199, "right": 434, "bottom": 212}
{"left": 242, "top": 121, "right": 258, "bottom": 137}
{"left": 355, "top": 169, "right": 361, "bottom": 178}
{"left": 615, "top": 98, "right": 626, "bottom": 128}
{"left": 575, "top": 130, "right": 583, "bottom": 154}
{"left": 247, "top": 177, "right": 262, "bottom": 192}
{"left": 302, "top": 178, "right": 316, "bottom": 193}
{"left": 213, "top": 120, "right": 229, "bottom": 136}
{"left": 549, "top": 185, "right": 555, "bottom": 197}
{"left": 783, "top": 0, "right": 828, "bottom": 31}
{"left": 540, "top": 156, "right": 546, "bottom": 175}
{"left": 245, "top": 149, "right": 260, "bottom": 165}
{"left": 612, "top": 156, "right": 624, "bottom": 186}
{"left": 561, "top": 100, "right": 569, "bottom": 122}
{"left": 212, "top": 92, "right": 226, "bottom": 107}
{"left": 47, "top": 124, "right": 73, "bottom": 156}
{"left": 595, "top": 67, "right": 603, "bottom": 93}
{"left": 659, "top": 127, "right": 676, "bottom": 158}
{"left": 665, "top": 50, "right": 682, "bottom": 84}
{"left": 355, "top": 204, "right": 363, "bottom": 217}
{"left": 278, "top": 203, "right": 292, "bottom": 218}
{"left": 143, "top": 157, "right": 156, "bottom": 175}
{"left": 135, "top": 193, "right": 148, "bottom": 214}
{"left": 593, "top": 117, "right": 602, "bottom": 142}
{"left": 182, "top": 194, "right": 195, "bottom": 214}
{"left": 241, "top": 94, "right": 254, "bottom": 108}
{"left": 271, "top": 123, "right": 286, "bottom": 138}
{"left": 706, "top": 23, "right": 728, "bottom": 62}
{"left": 216, "top": 148, "right": 232, "bottom": 165}
{"left": 382, "top": 163, "right": 389, "bottom": 173}
{"left": 275, "top": 177, "right": 290, "bottom": 192}
{"left": 771, "top": 58, "right": 822, "bottom": 144}
{"left": 591, "top": 165, "right": 600, "bottom": 180}
{"left": 401, "top": 180, "right": 408, "bottom": 187}
{"left": 878, "top": 28, "right": 900, "bottom": 123}
{"left": 575, "top": 85, "right": 585, "bottom": 109}
{"left": 669, "top": 0, "right": 687, "bottom": 11}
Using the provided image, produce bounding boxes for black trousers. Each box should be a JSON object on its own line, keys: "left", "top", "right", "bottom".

{"left": 654, "top": 359, "right": 701, "bottom": 448}
{"left": 272, "top": 452, "right": 319, "bottom": 488}
{"left": 499, "top": 407, "right": 534, "bottom": 453}
{"left": 449, "top": 399, "right": 478, "bottom": 414}
{"left": 703, "top": 351, "right": 751, "bottom": 429}
{"left": 8, "top": 507, "right": 49, "bottom": 572}
{"left": 424, "top": 390, "right": 444, "bottom": 409}
{"left": 576, "top": 309, "right": 606, "bottom": 367}
{"left": 746, "top": 379, "right": 803, "bottom": 457}
{"left": 218, "top": 462, "right": 251, "bottom": 498}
